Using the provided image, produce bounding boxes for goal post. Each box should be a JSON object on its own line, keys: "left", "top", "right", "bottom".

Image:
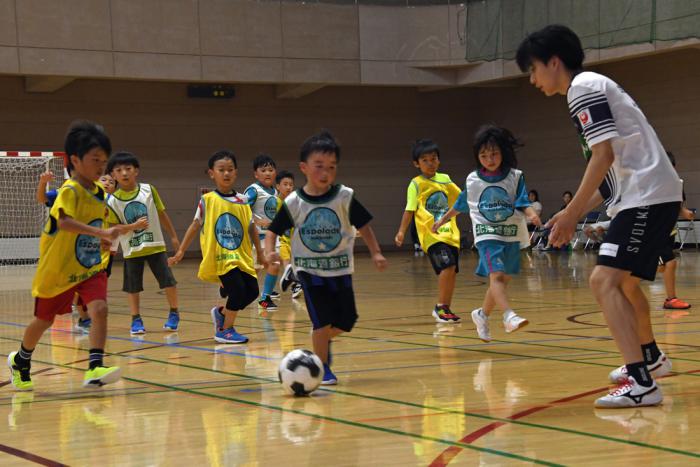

{"left": 0, "top": 151, "right": 68, "bottom": 265}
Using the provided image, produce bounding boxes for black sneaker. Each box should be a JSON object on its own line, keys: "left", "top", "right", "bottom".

{"left": 258, "top": 295, "right": 278, "bottom": 311}
{"left": 291, "top": 283, "right": 303, "bottom": 299}
{"left": 269, "top": 290, "right": 281, "bottom": 299}
{"left": 280, "top": 264, "right": 297, "bottom": 292}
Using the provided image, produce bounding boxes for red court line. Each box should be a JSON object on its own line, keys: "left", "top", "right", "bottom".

{"left": 0, "top": 443, "right": 67, "bottom": 467}
{"left": 428, "top": 386, "right": 609, "bottom": 467}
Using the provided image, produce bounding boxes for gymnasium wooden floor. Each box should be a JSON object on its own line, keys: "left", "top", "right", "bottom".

{"left": 1, "top": 249, "right": 699, "bottom": 466}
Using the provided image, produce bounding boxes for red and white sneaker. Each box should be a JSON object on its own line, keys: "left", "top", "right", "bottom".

{"left": 595, "top": 376, "right": 662, "bottom": 408}
{"left": 663, "top": 297, "right": 691, "bottom": 310}
{"left": 608, "top": 352, "right": 672, "bottom": 384}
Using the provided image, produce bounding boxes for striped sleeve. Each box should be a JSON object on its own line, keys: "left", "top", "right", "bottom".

{"left": 568, "top": 86, "right": 619, "bottom": 147}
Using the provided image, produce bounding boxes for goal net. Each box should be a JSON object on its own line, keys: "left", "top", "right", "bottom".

{"left": 0, "top": 151, "right": 67, "bottom": 265}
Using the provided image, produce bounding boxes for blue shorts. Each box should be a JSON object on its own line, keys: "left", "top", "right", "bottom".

{"left": 475, "top": 240, "right": 521, "bottom": 277}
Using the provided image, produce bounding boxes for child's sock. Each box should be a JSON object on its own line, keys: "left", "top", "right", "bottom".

{"left": 169, "top": 308, "right": 179, "bottom": 315}
{"left": 503, "top": 309, "right": 516, "bottom": 319}
{"left": 89, "top": 349, "right": 104, "bottom": 370}
{"left": 132, "top": 314, "right": 141, "bottom": 321}
{"left": 626, "top": 361, "right": 653, "bottom": 387}
{"left": 641, "top": 340, "right": 662, "bottom": 365}
{"left": 261, "top": 274, "right": 278, "bottom": 299}
{"left": 14, "top": 344, "right": 33, "bottom": 367}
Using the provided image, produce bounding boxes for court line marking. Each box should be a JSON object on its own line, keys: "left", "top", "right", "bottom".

{"left": 0, "top": 444, "right": 67, "bottom": 467}
{"left": 4, "top": 343, "right": 700, "bottom": 459}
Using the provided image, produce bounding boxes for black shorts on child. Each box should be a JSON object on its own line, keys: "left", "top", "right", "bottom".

{"left": 597, "top": 202, "right": 680, "bottom": 281}
{"left": 427, "top": 242, "right": 459, "bottom": 275}
{"left": 219, "top": 268, "right": 259, "bottom": 311}
{"left": 297, "top": 271, "right": 357, "bottom": 332}
{"left": 123, "top": 251, "right": 177, "bottom": 293}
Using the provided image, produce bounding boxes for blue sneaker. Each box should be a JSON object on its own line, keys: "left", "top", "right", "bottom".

{"left": 214, "top": 327, "right": 248, "bottom": 344}
{"left": 130, "top": 317, "right": 145, "bottom": 335}
{"left": 74, "top": 318, "right": 91, "bottom": 334}
{"left": 163, "top": 312, "right": 180, "bottom": 331}
{"left": 322, "top": 363, "right": 337, "bottom": 385}
{"left": 210, "top": 306, "right": 224, "bottom": 332}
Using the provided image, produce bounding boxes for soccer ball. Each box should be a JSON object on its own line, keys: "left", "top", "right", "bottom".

{"left": 278, "top": 349, "right": 324, "bottom": 396}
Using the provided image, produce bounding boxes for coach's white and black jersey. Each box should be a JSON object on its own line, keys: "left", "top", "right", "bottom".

{"left": 568, "top": 71, "right": 682, "bottom": 217}
{"left": 268, "top": 185, "right": 373, "bottom": 277}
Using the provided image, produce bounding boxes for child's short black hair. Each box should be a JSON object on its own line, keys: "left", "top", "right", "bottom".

{"left": 64, "top": 120, "right": 112, "bottom": 170}
{"left": 411, "top": 139, "right": 440, "bottom": 162}
{"left": 516, "top": 24, "right": 584, "bottom": 73}
{"left": 300, "top": 130, "right": 340, "bottom": 162}
{"left": 529, "top": 189, "right": 539, "bottom": 202}
{"left": 275, "top": 170, "right": 294, "bottom": 185}
{"left": 107, "top": 151, "right": 140, "bottom": 174}
{"left": 208, "top": 149, "right": 237, "bottom": 169}
{"left": 253, "top": 153, "right": 276, "bottom": 170}
{"left": 473, "top": 125, "right": 520, "bottom": 172}
{"left": 562, "top": 190, "right": 573, "bottom": 198}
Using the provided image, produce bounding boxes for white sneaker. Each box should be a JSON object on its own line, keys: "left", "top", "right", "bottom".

{"left": 471, "top": 308, "right": 491, "bottom": 342}
{"left": 595, "top": 376, "right": 662, "bottom": 408}
{"left": 503, "top": 311, "right": 528, "bottom": 333}
{"left": 608, "top": 352, "right": 672, "bottom": 384}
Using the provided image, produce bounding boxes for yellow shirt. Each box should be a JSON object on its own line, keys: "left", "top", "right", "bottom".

{"left": 198, "top": 191, "right": 256, "bottom": 283}
{"left": 32, "top": 179, "right": 109, "bottom": 298}
{"left": 405, "top": 173, "right": 461, "bottom": 251}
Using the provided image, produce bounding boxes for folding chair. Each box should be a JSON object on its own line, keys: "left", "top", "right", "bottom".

{"left": 678, "top": 208, "right": 698, "bottom": 250}
{"left": 572, "top": 211, "right": 600, "bottom": 250}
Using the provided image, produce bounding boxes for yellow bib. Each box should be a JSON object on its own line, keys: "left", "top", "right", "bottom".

{"left": 32, "top": 179, "right": 109, "bottom": 298}
{"left": 411, "top": 174, "right": 461, "bottom": 250}
{"left": 198, "top": 191, "right": 256, "bottom": 283}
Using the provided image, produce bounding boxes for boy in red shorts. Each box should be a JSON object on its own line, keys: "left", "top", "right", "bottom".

{"left": 8, "top": 120, "right": 123, "bottom": 390}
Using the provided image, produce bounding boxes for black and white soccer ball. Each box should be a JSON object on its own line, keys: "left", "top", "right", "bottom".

{"left": 278, "top": 349, "right": 324, "bottom": 396}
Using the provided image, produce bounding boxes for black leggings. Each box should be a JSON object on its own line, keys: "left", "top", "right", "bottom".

{"left": 219, "top": 268, "right": 259, "bottom": 311}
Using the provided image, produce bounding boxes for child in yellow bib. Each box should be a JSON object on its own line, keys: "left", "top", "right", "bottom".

{"left": 8, "top": 121, "right": 123, "bottom": 391}
{"left": 170, "top": 150, "right": 265, "bottom": 344}
{"left": 394, "top": 139, "right": 462, "bottom": 324}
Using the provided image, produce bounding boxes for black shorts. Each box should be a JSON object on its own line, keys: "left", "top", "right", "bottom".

{"left": 658, "top": 233, "right": 676, "bottom": 265}
{"left": 123, "top": 251, "right": 177, "bottom": 293}
{"left": 297, "top": 272, "right": 357, "bottom": 332}
{"left": 219, "top": 268, "right": 259, "bottom": 311}
{"left": 105, "top": 254, "right": 115, "bottom": 278}
{"left": 427, "top": 243, "right": 459, "bottom": 275}
{"left": 597, "top": 202, "right": 680, "bottom": 281}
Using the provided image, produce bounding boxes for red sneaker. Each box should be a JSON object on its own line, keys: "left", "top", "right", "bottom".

{"left": 663, "top": 297, "right": 691, "bottom": 310}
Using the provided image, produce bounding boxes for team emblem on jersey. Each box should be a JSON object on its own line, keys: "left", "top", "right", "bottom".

{"left": 425, "top": 191, "right": 449, "bottom": 221}
{"left": 478, "top": 186, "right": 514, "bottom": 222}
{"left": 577, "top": 108, "right": 593, "bottom": 128}
{"left": 264, "top": 197, "right": 278, "bottom": 220}
{"left": 215, "top": 213, "right": 244, "bottom": 250}
{"left": 75, "top": 219, "right": 103, "bottom": 268}
{"left": 300, "top": 208, "right": 342, "bottom": 253}
{"left": 124, "top": 201, "right": 148, "bottom": 234}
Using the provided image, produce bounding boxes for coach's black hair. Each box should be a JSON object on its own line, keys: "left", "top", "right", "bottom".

{"left": 411, "top": 139, "right": 440, "bottom": 162}
{"left": 107, "top": 151, "right": 140, "bottom": 174}
{"left": 473, "top": 125, "right": 520, "bottom": 172}
{"left": 64, "top": 120, "right": 112, "bottom": 170}
{"left": 300, "top": 130, "right": 340, "bottom": 162}
{"left": 253, "top": 153, "right": 276, "bottom": 170}
{"left": 208, "top": 149, "right": 237, "bottom": 169}
{"left": 275, "top": 170, "right": 294, "bottom": 184}
{"left": 516, "top": 24, "right": 584, "bottom": 73}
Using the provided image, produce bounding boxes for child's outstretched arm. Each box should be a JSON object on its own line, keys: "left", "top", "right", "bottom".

{"left": 523, "top": 207, "right": 542, "bottom": 227}
{"left": 57, "top": 211, "right": 119, "bottom": 241}
{"left": 158, "top": 209, "right": 180, "bottom": 252}
{"left": 116, "top": 216, "right": 149, "bottom": 234}
{"left": 261, "top": 227, "right": 277, "bottom": 268}
{"left": 358, "top": 224, "right": 387, "bottom": 271}
{"left": 394, "top": 210, "right": 415, "bottom": 247}
{"left": 431, "top": 208, "right": 459, "bottom": 233}
{"left": 168, "top": 219, "right": 201, "bottom": 266}
{"left": 35, "top": 171, "right": 54, "bottom": 204}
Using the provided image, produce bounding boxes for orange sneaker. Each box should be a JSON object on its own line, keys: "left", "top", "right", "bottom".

{"left": 663, "top": 297, "right": 691, "bottom": 310}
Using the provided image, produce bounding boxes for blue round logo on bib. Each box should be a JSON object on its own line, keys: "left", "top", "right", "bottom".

{"left": 300, "top": 208, "right": 342, "bottom": 253}
{"left": 75, "top": 219, "right": 103, "bottom": 268}
{"left": 124, "top": 201, "right": 148, "bottom": 234}
{"left": 478, "top": 186, "right": 514, "bottom": 222}
{"left": 264, "top": 197, "right": 278, "bottom": 220}
{"left": 425, "top": 191, "right": 449, "bottom": 221}
{"left": 215, "top": 213, "right": 243, "bottom": 250}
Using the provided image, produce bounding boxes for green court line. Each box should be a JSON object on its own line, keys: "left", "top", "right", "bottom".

{"left": 3, "top": 340, "right": 700, "bottom": 460}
